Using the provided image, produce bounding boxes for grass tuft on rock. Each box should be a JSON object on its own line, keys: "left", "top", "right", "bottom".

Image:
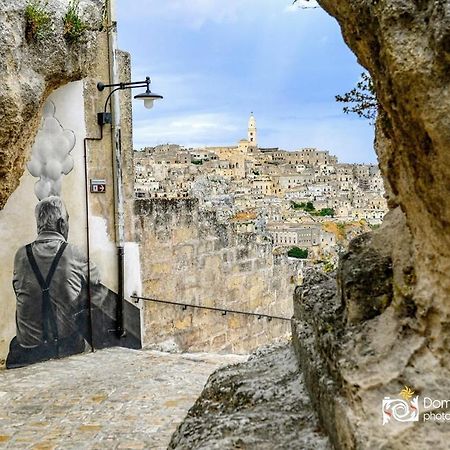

{"left": 25, "top": 0, "right": 51, "bottom": 42}
{"left": 63, "top": 0, "right": 86, "bottom": 44}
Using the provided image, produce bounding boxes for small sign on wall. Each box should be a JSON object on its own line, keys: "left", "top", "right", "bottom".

{"left": 90, "top": 179, "right": 106, "bottom": 193}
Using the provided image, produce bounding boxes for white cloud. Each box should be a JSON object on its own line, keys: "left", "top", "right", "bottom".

{"left": 131, "top": 71, "right": 206, "bottom": 110}
{"left": 133, "top": 112, "right": 242, "bottom": 149}
{"left": 118, "top": 0, "right": 309, "bottom": 29}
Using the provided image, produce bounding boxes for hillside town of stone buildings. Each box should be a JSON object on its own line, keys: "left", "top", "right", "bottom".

{"left": 134, "top": 114, "right": 387, "bottom": 262}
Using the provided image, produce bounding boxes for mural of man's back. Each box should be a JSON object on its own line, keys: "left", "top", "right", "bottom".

{"left": 7, "top": 196, "right": 99, "bottom": 368}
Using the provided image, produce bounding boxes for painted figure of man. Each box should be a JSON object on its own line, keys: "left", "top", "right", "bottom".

{"left": 7, "top": 196, "right": 100, "bottom": 368}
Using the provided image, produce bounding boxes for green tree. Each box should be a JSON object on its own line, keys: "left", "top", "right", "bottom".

{"left": 319, "top": 208, "right": 335, "bottom": 217}
{"left": 287, "top": 247, "right": 308, "bottom": 259}
{"left": 305, "top": 201, "right": 315, "bottom": 212}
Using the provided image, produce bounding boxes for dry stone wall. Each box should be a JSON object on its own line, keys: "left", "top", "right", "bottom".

{"left": 135, "top": 199, "right": 300, "bottom": 353}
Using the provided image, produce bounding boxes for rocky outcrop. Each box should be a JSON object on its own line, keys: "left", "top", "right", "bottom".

{"left": 316, "top": 0, "right": 450, "bottom": 365}
{"left": 337, "top": 207, "right": 416, "bottom": 324}
{"left": 292, "top": 208, "right": 448, "bottom": 449}
{"left": 169, "top": 343, "right": 330, "bottom": 450}
{"left": 0, "top": 0, "right": 102, "bottom": 209}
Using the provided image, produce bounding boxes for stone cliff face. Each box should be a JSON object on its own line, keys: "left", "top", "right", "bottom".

{"left": 316, "top": 0, "right": 450, "bottom": 363}
{"left": 292, "top": 243, "right": 447, "bottom": 448}
{"left": 0, "top": 0, "right": 102, "bottom": 209}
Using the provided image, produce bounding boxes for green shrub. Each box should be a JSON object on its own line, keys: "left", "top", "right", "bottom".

{"left": 63, "top": 0, "right": 86, "bottom": 44}
{"left": 319, "top": 208, "right": 335, "bottom": 217}
{"left": 305, "top": 201, "right": 315, "bottom": 211}
{"left": 287, "top": 247, "right": 308, "bottom": 259}
{"left": 291, "top": 201, "right": 316, "bottom": 212}
{"left": 25, "top": 0, "right": 51, "bottom": 42}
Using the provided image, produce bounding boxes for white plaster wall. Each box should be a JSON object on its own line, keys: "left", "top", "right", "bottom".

{"left": 88, "top": 218, "right": 141, "bottom": 296}
{"left": 89, "top": 215, "right": 117, "bottom": 291}
{"left": 52, "top": 81, "right": 88, "bottom": 249}
{"left": 124, "top": 242, "right": 142, "bottom": 299}
{"left": 0, "top": 172, "right": 37, "bottom": 361}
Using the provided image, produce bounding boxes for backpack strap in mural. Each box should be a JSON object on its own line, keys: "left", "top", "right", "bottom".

{"left": 25, "top": 242, "right": 68, "bottom": 350}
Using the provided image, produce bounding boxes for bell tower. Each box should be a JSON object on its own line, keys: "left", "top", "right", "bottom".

{"left": 248, "top": 112, "right": 257, "bottom": 146}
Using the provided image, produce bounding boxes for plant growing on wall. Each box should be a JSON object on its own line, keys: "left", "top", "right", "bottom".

{"left": 25, "top": 0, "right": 51, "bottom": 42}
{"left": 335, "top": 72, "right": 378, "bottom": 123}
{"left": 63, "top": 0, "right": 86, "bottom": 44}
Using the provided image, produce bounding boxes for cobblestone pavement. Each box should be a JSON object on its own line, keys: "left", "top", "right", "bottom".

{"left": 0, "top": 347, "right": 247, "bottom": 449}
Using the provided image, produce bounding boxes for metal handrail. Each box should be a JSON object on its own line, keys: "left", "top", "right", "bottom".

{"left": 131, "top": 295, "right": 291, "bottom": 322}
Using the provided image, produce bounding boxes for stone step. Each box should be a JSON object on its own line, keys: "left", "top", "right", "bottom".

{"left": 169, "top": 342, "right": 330, "bottom": 449}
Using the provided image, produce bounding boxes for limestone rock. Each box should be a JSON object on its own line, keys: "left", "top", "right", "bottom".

{"left": 338, "top": 231, "right": 393, "bottom": 323}
{"left": 316, "top": 0, "right": 450, "bottom": 364}
{"left": 0, "top": 0, "right": 102, "bottom": 209}
{"left": 293, "top": 252, "right": 448, "bottom": 449}
{"left": 169, "top": 343, "right": 330, "bottom": 450}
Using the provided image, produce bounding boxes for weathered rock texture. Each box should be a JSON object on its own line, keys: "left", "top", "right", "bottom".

{"left": 0, "top": 0, "right": 102, "bottom": 209}
{"left": 292, "top": 210, "right": 448, "bottom": 449}
{"left": 317, "top": 0, "right": 450, "bottom": 364}
{"left": 135, "top": 199, "right": 300, "bottom": 353}
{"left": 169, "top": 343, "right": 330, "bottom": 450}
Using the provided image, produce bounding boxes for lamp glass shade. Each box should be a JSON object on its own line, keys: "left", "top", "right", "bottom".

{"left": 144, "top": 98, "right": 154, "bottom": 109}
{"left": 134, "top": 90, "right": 163, "bottom": 109}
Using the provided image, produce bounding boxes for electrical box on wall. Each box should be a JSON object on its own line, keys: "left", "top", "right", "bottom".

{"left": 90, "top": 179, "right": 106, "bottom": 193}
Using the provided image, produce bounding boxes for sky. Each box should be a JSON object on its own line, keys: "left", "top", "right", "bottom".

{"left": 115, "top": 0, "right": 376, "bottom": 164}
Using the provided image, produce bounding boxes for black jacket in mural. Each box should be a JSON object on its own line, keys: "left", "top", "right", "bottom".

{"left": 12, "top": 231, "right": 100, "bottom": 348}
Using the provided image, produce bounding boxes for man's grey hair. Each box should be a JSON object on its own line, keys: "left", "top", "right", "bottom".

{"left": 35, "top": 196, "right": 68, "bottom": 234}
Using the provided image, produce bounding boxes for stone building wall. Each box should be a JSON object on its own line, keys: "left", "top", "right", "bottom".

{"left": 135, "top": 198, "right": 301, "bottom": 353}
{"left": 143, "top": 303, "right": 290, "bottom": 354}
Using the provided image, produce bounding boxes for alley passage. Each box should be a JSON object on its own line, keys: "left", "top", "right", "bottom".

{"left": 0, "top": 348, "right": 247, "bottom": 449}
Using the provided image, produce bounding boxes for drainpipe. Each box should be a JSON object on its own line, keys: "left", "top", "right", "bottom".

{"left": 107, "top": 0, "right": 126, "bottom": 338}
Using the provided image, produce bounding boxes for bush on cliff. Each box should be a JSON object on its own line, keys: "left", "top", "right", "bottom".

{"left": 287, "top": 247, "right": 308, "bottom": 259}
